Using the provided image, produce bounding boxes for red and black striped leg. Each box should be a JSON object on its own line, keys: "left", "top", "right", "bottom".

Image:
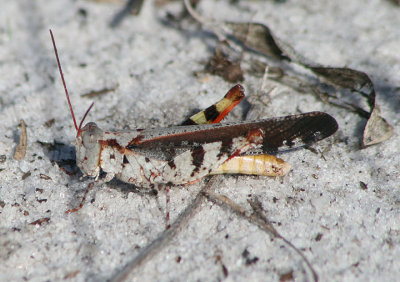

{"left": 181, "top": 84, "right": 245, "bottom": 125}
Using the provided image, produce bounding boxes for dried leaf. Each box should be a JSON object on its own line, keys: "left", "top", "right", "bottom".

{"left": 306, "top": 67, "right": 373, "bottom": 118}
{"left": 223, "top": 22, "right": 290, "bottom": 61}
{"left": 363, "top": 106, "right": 394, "bottom": 146}
{"left": 309, "top": 67, "right": 373, "bottom": 92}
{"left": 14, "top": 120, "right": 27, "bottom": 160}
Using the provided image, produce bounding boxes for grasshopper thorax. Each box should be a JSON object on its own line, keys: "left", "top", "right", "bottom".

{"left": 75, "top": 122, "right": 103, "bottom": 178}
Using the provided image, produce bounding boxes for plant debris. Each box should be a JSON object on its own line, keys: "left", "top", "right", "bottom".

{"left": 29, "top": 217, "right": 50, "bottom": 226}
{"left": 205, "top": 46, "right": 244, "bottom": 83}
{"left": 14, "top": 120, "right": 27, "bottom": 160}
{"left": 21, "top": 171, "right": 31, "bottom": 180}
{"left": 80, "top": 84, "right": 118, "bottom": 98}
{"left": 44, "top": 119, "right": 55, "bottom": 128}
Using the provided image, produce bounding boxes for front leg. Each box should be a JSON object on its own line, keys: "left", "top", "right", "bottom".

{"left": 65, "top": 172, "right": 115, "bottom": 213}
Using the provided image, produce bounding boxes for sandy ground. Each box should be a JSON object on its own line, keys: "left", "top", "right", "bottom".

{"left": 0, "top": 0, "right": 399, "bottom": 281}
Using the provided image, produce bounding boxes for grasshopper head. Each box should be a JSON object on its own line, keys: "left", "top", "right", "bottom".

{"left": 75, "top": 122, "right": 103, "bottom": 178}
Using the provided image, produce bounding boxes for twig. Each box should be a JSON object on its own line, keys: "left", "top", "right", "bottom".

{"left": 183, "top": 0, "right": 226, "bottom": 42}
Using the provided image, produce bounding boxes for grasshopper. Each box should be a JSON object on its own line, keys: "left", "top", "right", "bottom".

{"left": 50, "top": 30, "right": 338, "bottom": 213}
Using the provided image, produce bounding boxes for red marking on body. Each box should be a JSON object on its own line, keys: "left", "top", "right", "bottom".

{"left": 100, "top": 139, "right": 125, "bottom": 154}
{"left": 98, "top": 140, "right": 106, "bottom": 167}
{"left": 128, "top": 135, "right": 144, "bottom": 146}
{"left": 225, "top": 128, "right": 265, "bottom": 162}
{"left": 246, "top": 128, "right": 265, "bottom": 142}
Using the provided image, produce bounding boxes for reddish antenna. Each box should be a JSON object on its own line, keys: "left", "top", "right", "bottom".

{"left": 50, "top": 29, "right": 94, "bottom": 137}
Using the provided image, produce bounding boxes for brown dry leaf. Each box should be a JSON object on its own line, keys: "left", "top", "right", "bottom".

{"left": 14, "top": 120, "right": 27, "bottom": 160}
{"left": 223, "top": 22, "right": 290, "bottom": 61}
{"left": 309, "top": 67, "right": 373, "bottom": 91}
{"left": 363, "top": 106, "right": 394, "bottom": 146}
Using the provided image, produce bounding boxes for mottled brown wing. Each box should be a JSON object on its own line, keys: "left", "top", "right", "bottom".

{"left": 127, "top": 112, "right": 338, "bottom": 161}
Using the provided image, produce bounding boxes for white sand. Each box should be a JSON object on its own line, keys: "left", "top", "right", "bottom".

{"left": 0, "top": 0, "right": 399, "bottom": 281}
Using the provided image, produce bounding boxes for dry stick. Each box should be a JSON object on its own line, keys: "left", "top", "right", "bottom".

{"left": 203, "top": 190, "right": 318, "bottom": 282}
{"left": 183, "top": 0, "right": 226, "bottom": 42}
{"left": 110, "top": 176, "right": 220, "bottom": 282}
{"left": 248, "top": 198, "right": 318, "bottom": 282}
